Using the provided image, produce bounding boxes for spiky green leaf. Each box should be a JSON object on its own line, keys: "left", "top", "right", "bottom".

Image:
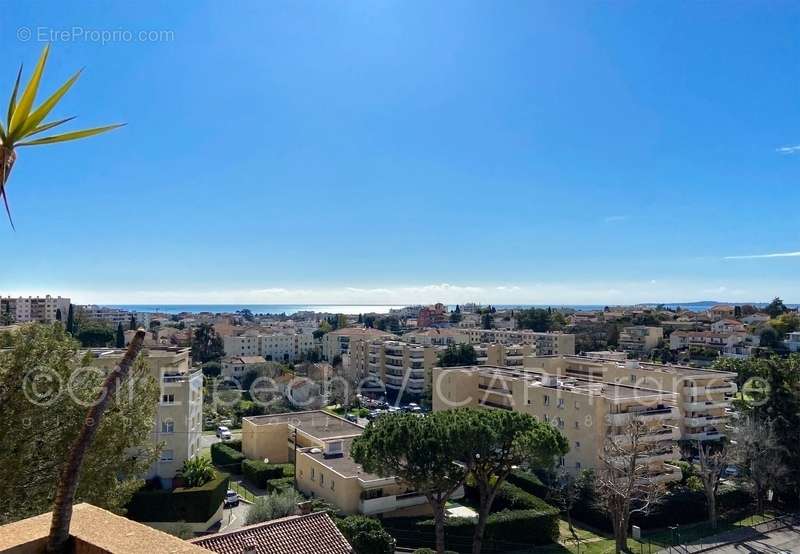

{"left": 18, "top": 69, "right": 82, "bottom": 139}
{"left": 8, "top": 45, "right": 49, "bottom": 139}
{"left": 16, "top": 123, "right": 124, "bottom": 146}
{"left": 7, "top": 65, "right": 22, "bottom": 130}
{"left": 26, "top": 116, "right": 76, "bottom": 138}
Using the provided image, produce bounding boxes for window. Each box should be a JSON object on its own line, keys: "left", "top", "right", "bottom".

{"left": 575, "top": 441, "right": 581, "bottom": 448}
{"left": 543, "top": 395, "right": 550, "bottom": 406}
{"left": 161, "top": 419, "right": 174, "bottom": 433}
{"left": 557, "top": 398, "right": 565, "bottom": 409}
{"left": 331, "top": 481, "right": 335, "bottom": 491}
{"left": 160, "top": 450, "right": 174, "bottom": 462}
{"left": 630, "top": 375, "right": 636, "bottom": 383}
{"left": 574, "top": 421, "right": 580, "bottom": 429}
{"left": 161, "top": 394, "right": 175, "bottom": 404}
{"left": 320, "top": 473, "right": 324, "bottom": 486}
{"left": 574, "top": 401, "right": 580, "bottom": 409}
{"left": 558, "top": 456, "right": 565, "bottom": 467}
{"left": 576, "top": 462, "right": 582, "bottom": 470}
{"left": 310, "top": 468, "right": 315, "bottom": 481}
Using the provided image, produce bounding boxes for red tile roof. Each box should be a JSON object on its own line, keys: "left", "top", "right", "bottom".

{"left": 190, "top": 512, "right": 352, "bottom": 554}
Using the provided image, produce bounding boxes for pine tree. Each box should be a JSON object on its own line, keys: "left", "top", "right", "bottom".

{"left": 66, "top": 305, "right": 75, "bottom": 335}
{"left": 129, "top": 315, "right": 136, "bottom": 331}
{"left": 115, "top": 323, "right": 125, "bottom": 348}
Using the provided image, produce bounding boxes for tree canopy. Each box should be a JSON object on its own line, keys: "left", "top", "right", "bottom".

{"left": 0, "top": 323, "right": 159, "bottom": 523}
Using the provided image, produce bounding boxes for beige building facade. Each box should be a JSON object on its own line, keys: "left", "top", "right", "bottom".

{"left": 88, "top": 346, "right": 203, "bottom": 486}
{"left": 618, "top": 326, "right": 664, "bottom": 356}
{"left": 456, "top": 328, "right": 576, "bottom": 356}
{"left": 242, "top": 411, "right": 447, "bottom": 517}
{"left": 223, "top": 330, "right": 317, "bottom": 362}
{"left": 1, "top": 295, "right": 70, "bottom": 324}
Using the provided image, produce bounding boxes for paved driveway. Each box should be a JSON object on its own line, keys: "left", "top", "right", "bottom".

{"left": 216, "top": 500, "right": 250, "bottom": 533}
{"left": 701, "top": 525, "right": 800, "bottom": 553}
{"left": 200, "top": 432, "right": 242, "bottom": 451}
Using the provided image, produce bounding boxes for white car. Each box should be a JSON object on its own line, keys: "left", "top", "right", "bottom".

{"left": 216, "top": 426, "right": 232, "bottom": 440}
{"left": 224, "top": 489, "right": 239, "bottom": 507}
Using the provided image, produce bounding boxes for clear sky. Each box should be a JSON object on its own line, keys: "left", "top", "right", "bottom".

{"left": 1, "top": 1, "right": 799, "bottom": 305}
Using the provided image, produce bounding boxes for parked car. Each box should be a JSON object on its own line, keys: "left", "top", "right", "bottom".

{"left": 345, "top": 413, "right": 358, "bottom": 423}
{"left": 224, "top": 489, "right": 239, "bottom": 507}
{"left": 216, "top": 426, "right": 232, "bottom": 440}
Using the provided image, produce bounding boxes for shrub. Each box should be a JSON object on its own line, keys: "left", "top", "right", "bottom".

{"left": 506, "top": 470, "right": 549, "bottom": 499}
{"left": 226, "top": 438, "right": 242, "bottom": 452}
{"left": 266, "top": 476, "right": 295, "bottom": 493}
{"left": 337, "top": 515, "right": 395, "bottom": 554}
{"left": 463, "top": 480, "right": 551, "bottom": 512}
{"left": 210, "top": 442, "right": 244, "bottom": 474}
{"left": 242, "top": 460, "right": 294, "bottom": 488}
{"left": 385, "top": 503, "right": 560, "bottom": 552}
{"left": 245, "top": 489, "right": 301, "bottom": 526}
{"left": 180, "top": 457, "right": 215, "bottom": 488}
{"left": 126, "top": 472, "right": 229, "bottom": 523}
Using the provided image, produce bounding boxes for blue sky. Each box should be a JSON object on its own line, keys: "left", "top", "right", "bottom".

{"left": 1, "top": 1, "right": 799, "bottom": 305}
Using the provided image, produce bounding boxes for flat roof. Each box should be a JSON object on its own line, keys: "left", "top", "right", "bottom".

{"left": 302, "top": 438, "right": 385, "bottom": 482}
{"left": 244, "top": 410, "right": 364, "bottom": 440}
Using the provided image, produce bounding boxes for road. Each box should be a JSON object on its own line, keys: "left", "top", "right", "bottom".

{"left": 216, "top": 500, "right": 250, "bottom": 533}
{"left": 701, "top": 525, "right": 800, "bottom": 553}
{"left": 200, "top": 431, "right": 242, "bottom": 450}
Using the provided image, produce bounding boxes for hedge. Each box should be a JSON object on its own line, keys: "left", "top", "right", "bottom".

{"left": 226, "top": 438, "right": 242, "bottom": 451}
{"left": 384, "top": 505, "right": 559, "bottom": 552}
{"left": 463, "top": 481, "right": 551, "bottom": 512}
{"left": 126, "top": 472, "right": 229, "bottom": 523}
{"left": 242, "top": 460, "right": 294, "bottom": 489}
{"left": 266, "top": 476, "right": 296, "bottom": 493}
{"left": 211, "top": 442, "right": 245, "bottom": 474}
{"left": 506, "top": 470, "right": 549, "bottom": 499}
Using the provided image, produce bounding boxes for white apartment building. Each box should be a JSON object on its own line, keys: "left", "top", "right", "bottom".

{"left": 456, "top": 328, "right": 576, "bottom": 356}
{"left": 223, "top": 330, "right": 317, "bottom": 362}
{"left": 321, "top": 327, "right": 396, "bottom": 361}
{"left": 77, "top": 305, "right": 151, "bottom": 329}
{"left": 402, "top": 328, "right": 468, "bottom": 347}
{"left": 88, "top": 346, "right": 203, "bottom": 487}
{"left": 1, "top": 295, "right": 71, "bottom": 324}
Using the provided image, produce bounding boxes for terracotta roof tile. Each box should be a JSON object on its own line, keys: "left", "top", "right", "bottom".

{"left": 190, "top": 512, "right": 351, "bottom": 554}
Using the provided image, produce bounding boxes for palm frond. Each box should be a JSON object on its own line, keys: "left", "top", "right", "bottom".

{"left": 26, "top": 116, "right": 76, "bottom": 137}
{"left": 8, "top": 45, "right": 50, "bottom": 139}
{"left": 16, "top": 123, "right": 124, "bottom": 146}
{"left": 6, "top": 65, "right": 22, "bottom": 130}
{"left": 18, "top": 69, "right": 82, "bottom": 138}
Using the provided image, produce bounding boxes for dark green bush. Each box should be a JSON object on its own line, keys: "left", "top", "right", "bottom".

{"left": 242, "top": 459, "right": 294, "bottom": 488}
{"left": 126, "top": 472, "right": 229, "bottom": 523}
{"left": 210, "top": 442, "right": 245, "bottom": 474}
{"left": 463, "top": 480, "right": 551, "bottom": 512}
{"left": 226, "top": 438, "right": 242, "bottom": 452}
{"left": 337, "top": 515, "right": 395, "bottom": 554}
{"left": 506, "top": 470, "right": 549, "bottom": 499}
{"left": 266, "top": 476, "right": 295, "bottom": 493}
{"left": 385, "top": 502, "right": 559, "bottom": 552}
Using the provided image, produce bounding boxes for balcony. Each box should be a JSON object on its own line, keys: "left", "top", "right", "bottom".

{"left": 684, "top": 415, "right": 727, "bottom": 427}
{"left": 359, "top": 491, "right": 428, "bottom": 515}
{"left": 685, "top": 430, "right": 725, "bottom": 441}
{"left": 613, "top": 426, "right": 680, "bottom": 444}
{"left": 606, "top": 407, "right": 678, "bottom": 426}
{"left": 683, "top": 382, "right": 737, "bottom": 397}
{"left": 685, "top": 400, "right": 731, "bottom": 411}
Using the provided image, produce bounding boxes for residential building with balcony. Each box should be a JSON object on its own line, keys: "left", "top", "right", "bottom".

{"left": 350, "top": 339, "right": 440, "bottom": 399}
{"left": 417, "top": 303, "right": 449, "bottom": 328}
{"left": 669, "top": 330, "right": 746, "bottom": 354}
{"left": 524, "top": 355, "right": 737, "bottom": 442}
{"left": 223, "top": 330, "right": 317, "bottom": 362}
{"left": 618, "top": 326, "right": 664, "bottom": 356}
{"left": 401, "top": 327, "right": 469, "bottom": 347}
{"left": 241, "top": 411, "right": 455, "bottom": 517}
{"left": 432, "top": 364, "right": 682, "bottom": 482}
{"left": 87, "top": 346, "right": 203, "bottom": 486}
{"left": 321, "top": 327, "right": 395, "bottom": 361}
{"left": 221, "top": 355, "right": 269, "bottom": 379}
{"left": 706, "top": 304, "right": 736, "bottom": 321}
{"left": 0, "top": 294, "right": 70, "bottom": 324}
{"left": 456, "top": 328, "right": 576, "bottom": 355}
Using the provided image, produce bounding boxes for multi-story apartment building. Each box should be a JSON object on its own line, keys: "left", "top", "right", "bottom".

{"left": 350, "top": 339, "right": 533, "bottom": 399}
{"left": 669, "top": 330, "right": 745, "bottom": 353}
{"left": 77, "top": 305, "right": 150, "bottom": 330}
{"left": 618, "top": 326, "right": 664, "bottom": 356}
{"left": 432, "top": 364, "right": 682, "bottom": 482}
{"left": 456, "top": 328, "right": 576, "bottom": 356}
{"left": 223, "top": 330, "right": 317, "bottom": 362}
{"left": 417, "top": 303, "right": 448, "bottom": 328}
{"left": 402, "top": 328, "right": 468, "bottom": 347}
{"left": 0, "top": 295, "right": 71, "bottom": 324}
{"left": 221, "top": 355, "right": 269, "bottom": 379}
{"left": 321, "top": 327, "right": 395, "bottom": 361}
{"left": 524, "top": 355, "right": 737, "bottom": 442}
{"left": 242, "top": 411, "right": 453, "bottom": 517}
{"left": 87, "top": 346, "right": 203, "bottom": 486}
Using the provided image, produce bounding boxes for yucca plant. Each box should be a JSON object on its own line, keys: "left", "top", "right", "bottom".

{"left": 0, "top": 44, "right": 123, "bottom": 228}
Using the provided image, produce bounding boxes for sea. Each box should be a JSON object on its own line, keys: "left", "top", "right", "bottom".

{"left": 104, "top": 302, "right": 774, "bottom": 316}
